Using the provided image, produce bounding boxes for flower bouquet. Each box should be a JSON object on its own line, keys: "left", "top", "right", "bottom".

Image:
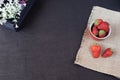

{"left": 0, "top": 0, "right": 36, "bottom": 31}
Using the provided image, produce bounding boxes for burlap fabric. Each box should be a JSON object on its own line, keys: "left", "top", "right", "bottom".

{"left": 75, "top": 6, "right": 120, "bottom": 78}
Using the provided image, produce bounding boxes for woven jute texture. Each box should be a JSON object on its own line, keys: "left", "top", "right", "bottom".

{"left": 75, "top": 6, "right": 120, "bottom": 78}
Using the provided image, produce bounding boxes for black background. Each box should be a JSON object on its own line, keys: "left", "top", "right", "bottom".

{"left": 0, "top": 0, "right": 120, "bottom": 80}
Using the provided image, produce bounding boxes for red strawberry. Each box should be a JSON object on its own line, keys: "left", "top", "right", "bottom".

{"left": 97, "top": 22, "right": 109, "bottom": 32}
{"left": 99, "top": 30, "right": 106, "bottom": 38}
{"left": 92, "top": 26, "right": 98, "bottom": 36}
{"left": 102, "top": 48, "right": 113, "bottom": 58}
{"left": 94, "top": 19, "right": 103, "bottom": 26}
{"left": 90, "top": 44, "right": 101, "bottom": 58}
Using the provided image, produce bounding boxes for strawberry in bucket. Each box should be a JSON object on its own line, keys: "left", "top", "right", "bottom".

{"left": 89, "top": 19, "right": 111, "bottom": 41}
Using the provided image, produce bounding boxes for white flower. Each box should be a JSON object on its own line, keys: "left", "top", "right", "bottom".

{"left": 0, "top": 0, "right": 24, "bottom": 25}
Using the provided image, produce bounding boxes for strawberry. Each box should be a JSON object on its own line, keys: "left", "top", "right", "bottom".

{"left": 94, "top": 19, "right": 103, "bottom": 26}
{"left": 97, "top": 22, "right": 109, "bottom": 32}
{"left": 92, "top": 26, "right": 98, "bottom": 36}
{"left": 102, "top": 48, "right": 113, "bottom": 58}
{"left": 90, "top": 44, "right": 101, "bottom": 58}
{"left": 99, "top": 30, "right": 106, "bottom": 38}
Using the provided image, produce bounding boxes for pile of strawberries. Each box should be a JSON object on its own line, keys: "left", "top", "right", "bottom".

{"left": 90, "top": 44, "right": 113, "bottom": 58}
{"left": 89, "top": 19, "right": 113, "bottom": 58}
{"left": 91, "top": 19, "right": 109, "bottom": 38}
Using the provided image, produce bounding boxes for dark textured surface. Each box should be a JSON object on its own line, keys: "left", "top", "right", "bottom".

{"left": 0, "top": 0, "right": 120, "bottom": 80}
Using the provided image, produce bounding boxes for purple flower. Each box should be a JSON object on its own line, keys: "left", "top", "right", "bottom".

{"left": 20, "top": 0, "right": 26, "bottom": 6}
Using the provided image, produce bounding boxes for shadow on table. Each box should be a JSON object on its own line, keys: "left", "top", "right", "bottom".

{"left": 19, "top": 0, "right": 47, "bottom": 31}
